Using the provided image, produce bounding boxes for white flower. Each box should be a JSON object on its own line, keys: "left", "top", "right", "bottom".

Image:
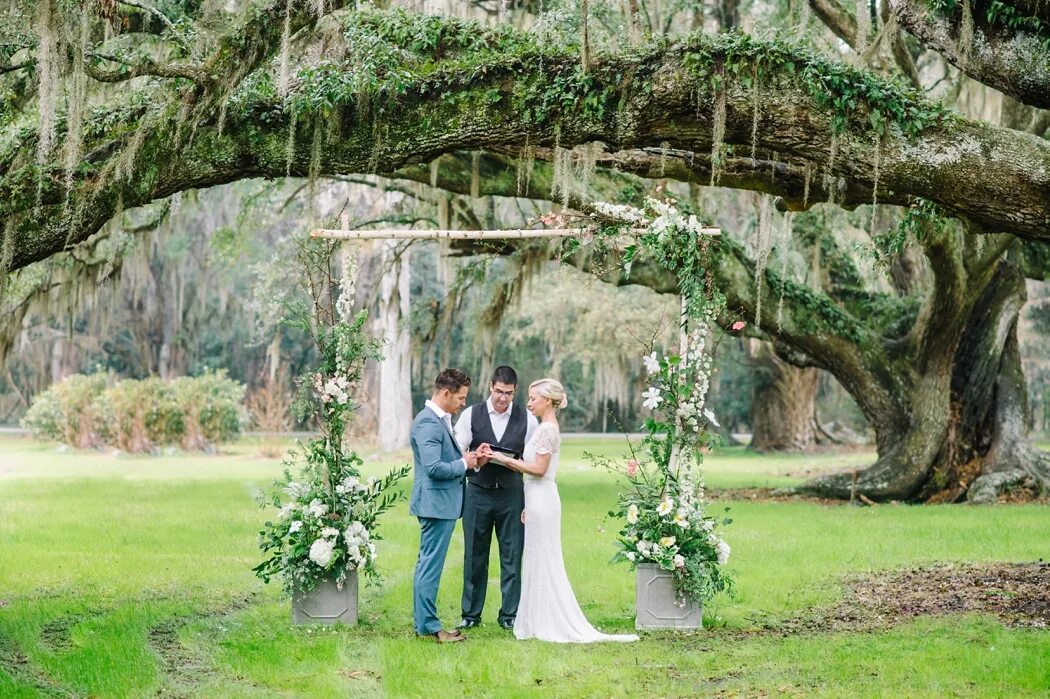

{"left": 703, "top": 408, "right": 720, "bottom": 427}
{"left": 309, "top": 538, "right": 335, "bottom": 567}
{"left": 642, "top": 352, "right": 661, "bottom": 375}
{"left": 659, "top": 536, "right": 677, "bottom": 548}
{"left": 716, "top": 539, "right": 731, "bottom": 565}
{"left": 626, "top": 551, "right": 636, "bottom": 562}
{"left": 346, "top": 521, "right": 369, "bottom": 541}
{"left": 368, "top": 542, "right": 376, "bottom": 559}
{"left": 657, "top": 498, "right": 674, "bottom": 517}
{"left": 636, "top": 540, "right": 652, "bottom": 554}
{"left": 289, "top": 521, "right": 302, "bottom": 534}
{"left": 321, "top": 527, "right": 339, "bottom": 539}
{"left": 284, "top": 481, "right": 309, "bottom": 500}
{"left": 674, "top": 516, "right": 689, "bottom": 529}
{"left": 278, "top": 504, "right": 295, "bottom": 519}
{"left": 673, "top": 554, "right": 686, "bottom": 568}
{"left": 306, "top": 500, "right": 329, "bottom": 518}
{"left": 335, "top": 485, "right": 347, "bottom": 494}
{"left": 642, "top": 387, "right": 664, "bottom": 411}
{"left": 626, "top": 504, "right": 639, "bottom": 524}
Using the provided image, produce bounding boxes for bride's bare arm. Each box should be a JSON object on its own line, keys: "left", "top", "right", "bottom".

{"left": 503, "top": 451, "right": 551, "bottom": 477}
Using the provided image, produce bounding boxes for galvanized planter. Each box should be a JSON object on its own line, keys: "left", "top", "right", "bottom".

{"left": 634, "top": 563, "right": 702, "bottom": 630}
{"left": 292, "top": 572, "right": 358, "bottom": 626}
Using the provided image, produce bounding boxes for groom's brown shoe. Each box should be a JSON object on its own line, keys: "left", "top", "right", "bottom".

{"left": 419, "top": 629, "right": 464, "bottom": 643}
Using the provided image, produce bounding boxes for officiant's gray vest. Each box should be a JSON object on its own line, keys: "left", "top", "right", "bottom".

{"left": 467, "top": 402, "right": 527, "bottom": 489}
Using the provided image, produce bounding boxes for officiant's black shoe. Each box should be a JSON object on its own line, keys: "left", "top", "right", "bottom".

{"left": 498, "top": 619, "right": 514, "bottom": 630}
{"left": 456, "top": 619, "right": 481, "bottom": 630}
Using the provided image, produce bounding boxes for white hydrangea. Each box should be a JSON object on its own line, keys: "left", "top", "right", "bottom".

{"left": 289, "top": 521, "right": 302, "bottom": 534}
{"left": 309, "top": 538, "right": 335, "bottom": 567}
{"left": 307, "top": 499, "right": 329, "bottom": 518}
{"left": 716, "top": 539, "right": 731, "bottom": 565}
{"left": 321, "top": 527, "right": 339, "bottom": 538}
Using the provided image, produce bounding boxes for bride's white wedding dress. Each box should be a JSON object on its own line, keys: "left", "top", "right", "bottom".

{"left": 513, "top": 422, "right": 639, "bottom": 643}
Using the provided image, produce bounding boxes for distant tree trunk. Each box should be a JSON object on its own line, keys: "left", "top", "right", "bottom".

{"left": 375, "top": 241, "right": 412, "bottom": 451}
{"left": 748, "top": 340, "right": 819, "bottom": 451}
{"left": 354, "top": 241, "right": 413, "bottom": 451}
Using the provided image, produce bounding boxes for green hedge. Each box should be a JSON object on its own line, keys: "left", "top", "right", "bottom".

{"left": 22, "top": 370, "right": 247, "bottom": 453}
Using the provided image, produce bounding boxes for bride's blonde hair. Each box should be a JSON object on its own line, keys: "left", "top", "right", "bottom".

{"left": 530, "top": 378, "right": 568, "bottom": 410}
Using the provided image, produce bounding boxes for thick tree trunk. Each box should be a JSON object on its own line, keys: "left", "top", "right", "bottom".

{"left": 798, "top": 261, "right": 1050, "bottom": 501}
{"left": 748, "top": 341, "right": 820, "bottom": 452}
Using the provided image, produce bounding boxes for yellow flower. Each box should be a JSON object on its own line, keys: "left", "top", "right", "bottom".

{"left": 659, "top": 536, "right": 676, "bottom": 548}
{"left": 626, "top": 504, "right": 639, "bottom": 524}
{"left": 657, "top": 498, "right": 674, "bottom": 517}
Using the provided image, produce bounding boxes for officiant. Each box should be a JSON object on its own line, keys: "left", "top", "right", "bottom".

{"left": 453, "top": 365, "right": 538, "bottom": 630}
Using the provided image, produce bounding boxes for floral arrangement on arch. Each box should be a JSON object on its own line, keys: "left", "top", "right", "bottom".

{"left": 254, "top": 240, "right": 410, "bottom": 597}
{"left": 582, "top": 196, "right": 738, "bottom": 607}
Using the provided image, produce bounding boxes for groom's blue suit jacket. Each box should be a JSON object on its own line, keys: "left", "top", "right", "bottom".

{"left": 408, "top": 407, "right": 466, "bottom": 520}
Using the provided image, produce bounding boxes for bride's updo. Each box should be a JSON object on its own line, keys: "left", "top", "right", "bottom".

{"left": 530, "top": 378, "right": 568, "bottom": 410}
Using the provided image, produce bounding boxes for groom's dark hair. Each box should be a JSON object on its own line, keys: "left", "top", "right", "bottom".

{"left": 434, "top": 368, "right": 471, "bottom": 392}
{"left": 491, "top": 365, "right": 518, "bottom": 387}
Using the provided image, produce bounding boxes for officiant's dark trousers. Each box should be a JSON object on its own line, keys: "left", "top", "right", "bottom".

{"left": 461, "top": 482, "right": 525, "bottom": 625}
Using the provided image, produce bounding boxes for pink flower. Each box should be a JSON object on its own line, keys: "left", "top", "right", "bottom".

{"left": 627, "top": 459, "right": 639, "bottom": 476}
{"left": 731, "top": 321, "right": 746, "bottom": 331}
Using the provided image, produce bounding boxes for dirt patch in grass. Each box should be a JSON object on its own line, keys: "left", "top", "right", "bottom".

{"left": 0, "top": 631, "right": 72, "bottom": 698}
{"left": 838, "top": 562, "right": 1050, "bottom": 629}
{"left": 149, "top": 593, "right": 259, "bottom": 697}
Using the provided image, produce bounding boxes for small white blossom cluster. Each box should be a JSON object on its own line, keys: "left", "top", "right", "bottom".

{"left": 639, "top": 310, "right": 719, "bottom": 442}
{"left": 620, "top": 489, "right": 725, "bottom": 568}
{"left": 313, "top": 373, "right": 351, "bottom": 406}
{"left": 335, "top": 247, "right": 358, "bottom": 323}
{"left": 591, "top": 197, "right": 717, "bottom": 242}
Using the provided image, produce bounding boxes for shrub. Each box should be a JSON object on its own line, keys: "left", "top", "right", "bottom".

{"left": 21, "top": 372, "right": 114, "bottom": 447}
{"left": 172, "top": 369, "right": 247, "bottom": 450}
{"left": 94, "top": 378, "right": 184, "bottom": 453}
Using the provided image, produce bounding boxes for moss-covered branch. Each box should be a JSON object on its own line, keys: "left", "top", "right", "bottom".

{"left": 4, "top": 8, "right": 1050, "bottom": 273}
{"left": 890, "top": 0, "right": 1050, "bottom": 108}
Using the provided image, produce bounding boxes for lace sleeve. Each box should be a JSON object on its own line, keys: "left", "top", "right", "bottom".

{"left": 534, "top": 424, "right": 559, "bottom": 455}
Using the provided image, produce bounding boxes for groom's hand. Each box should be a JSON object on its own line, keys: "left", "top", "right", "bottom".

{"left": 463, "top": 451, "right": 480, "bottom": 469}
{"left": 477, "top": 443, "right": 492, "bottom": 466}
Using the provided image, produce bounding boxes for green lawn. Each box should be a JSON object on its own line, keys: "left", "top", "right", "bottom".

{"left": 0, "top": 434, "right": 1047, "bottom": 697}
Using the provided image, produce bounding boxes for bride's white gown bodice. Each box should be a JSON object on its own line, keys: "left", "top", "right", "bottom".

{"left": 513, "top": 422, "right": 638, "bottom": 643}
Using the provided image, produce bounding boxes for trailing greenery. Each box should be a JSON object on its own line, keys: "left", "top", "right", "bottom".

{"left": 927, "top": 0, "right": 1050, "bottom": 51}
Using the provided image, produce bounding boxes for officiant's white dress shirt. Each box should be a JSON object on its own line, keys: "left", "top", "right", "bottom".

{"left": 454, "top": 398, "right": 538, "bottom": 453}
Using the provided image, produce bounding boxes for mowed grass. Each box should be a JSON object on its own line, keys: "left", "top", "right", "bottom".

{"left": 0, "top": 433, "right": 1048, "bottom": 697}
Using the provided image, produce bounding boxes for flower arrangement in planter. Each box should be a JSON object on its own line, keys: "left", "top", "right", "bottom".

{"left": 583, "top": 196, "right": 736, "bottom": 619}
{"left": 253, "top": 240, "right": 409, "bottom": 618}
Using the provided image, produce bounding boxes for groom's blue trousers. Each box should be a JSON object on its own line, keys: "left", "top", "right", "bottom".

{"left": 414, "top": 516, "right": 458, "bottom": 635}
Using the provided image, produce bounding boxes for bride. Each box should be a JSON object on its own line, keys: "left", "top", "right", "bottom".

{"left": 482, "top": 378, "right": 638, "bottom": 643}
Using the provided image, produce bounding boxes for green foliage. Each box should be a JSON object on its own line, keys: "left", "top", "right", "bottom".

{"left": 21, "top": 370, "right": 114, "bottom": 447}
{"left": 256, "top": 239, "right": 408, "bottom": 597}
{"left": 22, "top": 370, "right": 247, "bottom": 453}
{"left": 93, "top": 377, "right": 184, "bottom": 453}
{"left": 681, "top": 31, "right": 951, "bottom": 139}
{"left": 927, "top": 0, "right": 1050, "bottom": 51}
{"left": 171, "top": 369, "right": 247, "bottom": 449}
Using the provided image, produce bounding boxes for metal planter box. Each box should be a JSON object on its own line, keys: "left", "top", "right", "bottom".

{"left": 635, "top": 563, "right": 702, "bottom": 630}
{"left": 292, "top": 572, "right": 359, "bottom": 626}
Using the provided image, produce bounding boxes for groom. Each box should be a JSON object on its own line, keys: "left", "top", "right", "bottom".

{"left": 409, "top": 368, "right": 485, "bottom": 643}
{"left": 454, "top": 365, "right": 537, "bottom": 631}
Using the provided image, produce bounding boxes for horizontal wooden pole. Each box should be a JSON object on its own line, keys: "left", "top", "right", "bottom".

{"left": 310, "top": 227, "right": 720, "bottom": 240}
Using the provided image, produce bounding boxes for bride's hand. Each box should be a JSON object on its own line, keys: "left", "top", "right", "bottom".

{"left": 520, "top": 509, "right": 527, "bottom": 524}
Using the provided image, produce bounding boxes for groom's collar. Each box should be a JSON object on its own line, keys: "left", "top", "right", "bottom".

{"left": 424, "top": 399, "right": 450, "bottom": 420}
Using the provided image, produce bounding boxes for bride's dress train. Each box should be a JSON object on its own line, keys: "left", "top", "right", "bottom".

{"left": 513, "top": 423, "right": 638, "bottom": 643}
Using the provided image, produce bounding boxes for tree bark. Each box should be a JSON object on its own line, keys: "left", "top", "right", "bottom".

{"left": 5, "top": 9, "right": 1050, "bottom": 275}
{"left": 748, "top": 341, "right": 820, "bottom": 452}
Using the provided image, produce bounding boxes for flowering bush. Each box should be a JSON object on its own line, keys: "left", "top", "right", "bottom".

{"left": 585, "top": 196, "right": 734, "bottom": 607}
{"left": 254, "top": 240, "right": 410, "bottom": 596}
